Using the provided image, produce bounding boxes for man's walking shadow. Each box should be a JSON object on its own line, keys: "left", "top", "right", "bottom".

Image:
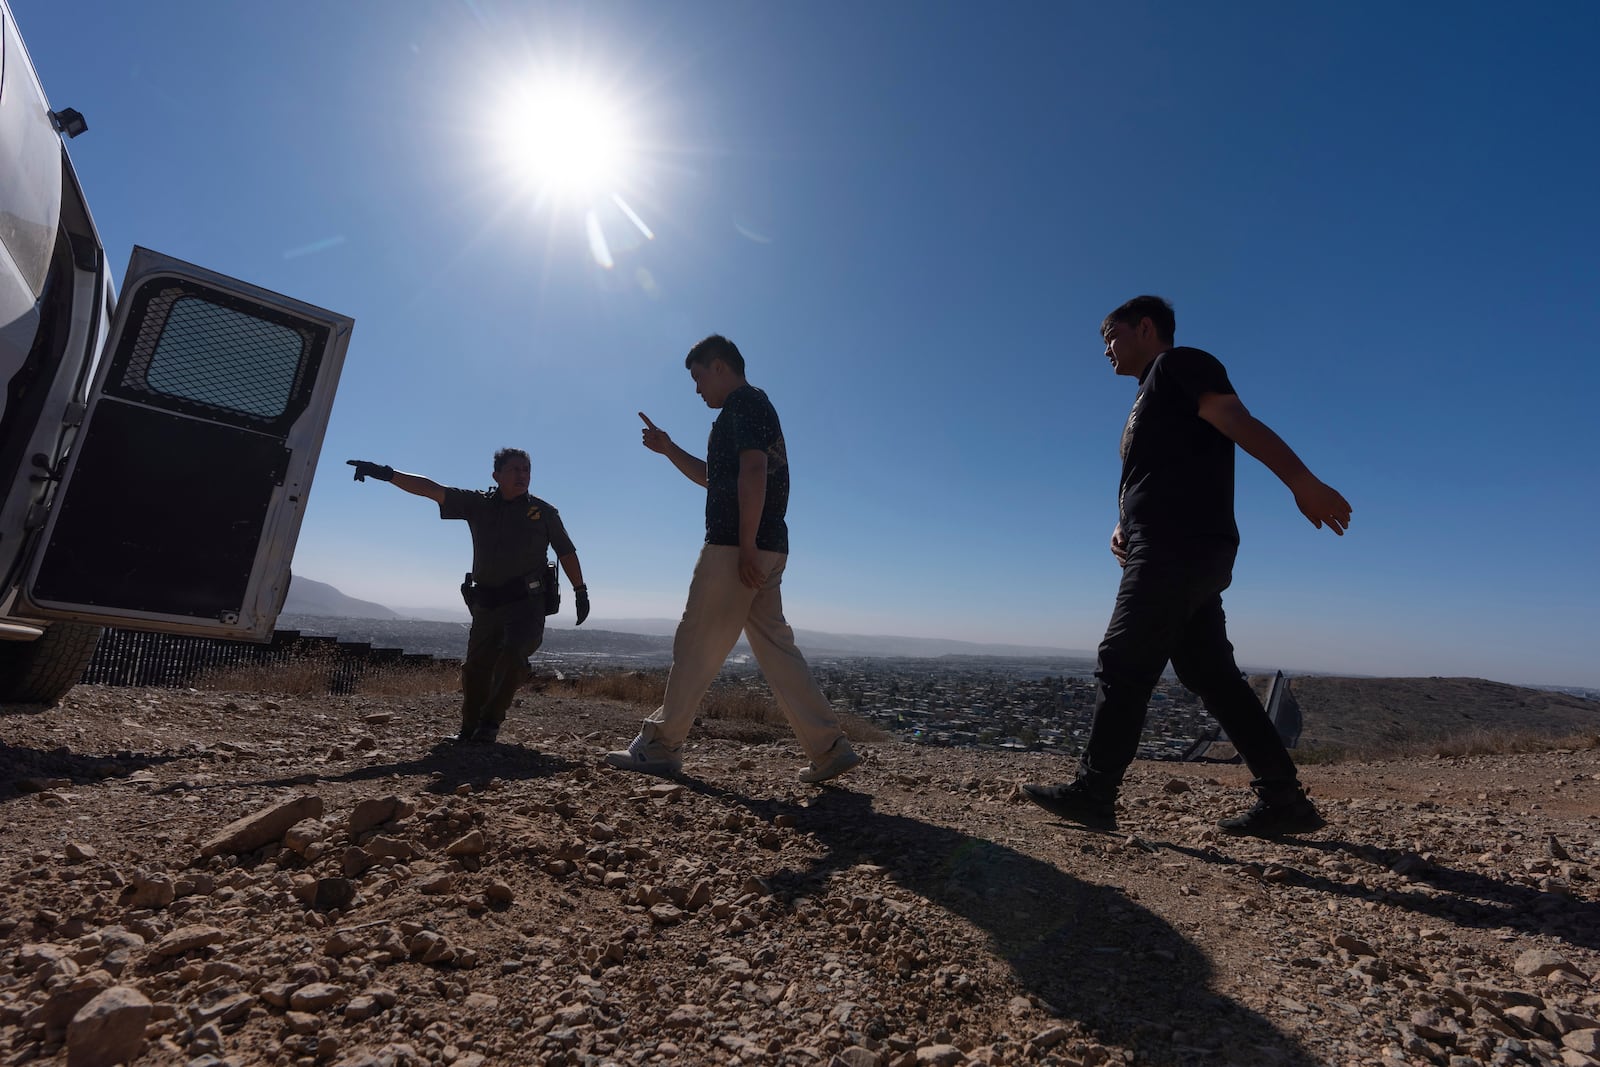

{"left": 690, "top": 781, "right": 1321, "bottom": 1067}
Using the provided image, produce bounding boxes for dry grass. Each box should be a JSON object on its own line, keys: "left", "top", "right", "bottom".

{"left": 197, "top": 653, "right": 457, "bottom": 699}
{"left": 1295, "top": 729, "right": 1600, "bottom": 765}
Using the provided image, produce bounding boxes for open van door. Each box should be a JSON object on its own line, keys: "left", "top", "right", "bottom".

{"left": 18, "top": 246, "right": 351, "bottom": 639}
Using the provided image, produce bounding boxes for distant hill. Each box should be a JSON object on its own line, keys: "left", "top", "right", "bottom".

{"left": 282, "top": 577, "right": 398, "bottom": 620}
{"left": 1286, "top": 675, "right": 1600, "bottom": 751}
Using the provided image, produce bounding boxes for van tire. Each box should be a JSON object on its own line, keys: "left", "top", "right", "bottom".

{"left": 0, "top": 622, "right": 104, "bottom": 705}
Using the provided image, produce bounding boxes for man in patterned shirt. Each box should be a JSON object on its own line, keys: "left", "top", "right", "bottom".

{"left": 1024, "top": 296, "right": 1351, "bottom": 836}
{"left": 605, "top": 335, "right": 860, "bottom": 784}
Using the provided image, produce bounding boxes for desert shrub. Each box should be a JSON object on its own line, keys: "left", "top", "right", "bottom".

{"left": 563, "top": 670, "right": 666, "bottom": 705}
{"left": 356, "top": 662, "right": 460, "bottom": 697}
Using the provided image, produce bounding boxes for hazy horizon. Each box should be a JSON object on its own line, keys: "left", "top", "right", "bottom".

{"left": 283, "top": 577, "right": 1599, "bottom": 695}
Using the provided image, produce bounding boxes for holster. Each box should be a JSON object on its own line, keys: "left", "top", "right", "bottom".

{"left": 460, "top": 562, "right": 561, "bottom": 618}
{"left": 542, "top": 560, "right": 560, "bottom": 616}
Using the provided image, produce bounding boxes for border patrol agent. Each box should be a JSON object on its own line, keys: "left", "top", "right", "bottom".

{"left": 347, "top": 448, "right": 590, "bottom": 743}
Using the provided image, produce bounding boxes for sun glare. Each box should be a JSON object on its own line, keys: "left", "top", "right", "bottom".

{"left": 501, "top": 81, "right": 631, "bottom": 201}
{"left": 483, "top": 70, "right": 657, "bottom": 270}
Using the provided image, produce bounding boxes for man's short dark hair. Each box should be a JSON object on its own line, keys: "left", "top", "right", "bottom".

{"left": 1102, "top": 295, "right": 1175, "bottom": 344}
{"left": 685, "top": 334, "right": 746, "bottom": 377}
{"left": 493, "top": 447, "right": 530, "bottom": 472}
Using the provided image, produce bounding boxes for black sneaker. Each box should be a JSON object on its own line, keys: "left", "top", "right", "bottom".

{"left": 1021, "top": 781, "right": 1117, "bottom": 830}
{"left": 1218, "top": 793, "right": 1325, "bottom": 837}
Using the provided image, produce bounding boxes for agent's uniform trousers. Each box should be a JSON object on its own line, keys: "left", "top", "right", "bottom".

{"left": 460, "top": 597, "right": 546, "bottom": 734}
{"left": 639, "top": 545, "right": 845, "bottom": 761}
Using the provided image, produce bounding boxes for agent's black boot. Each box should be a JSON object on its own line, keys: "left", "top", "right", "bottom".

{"left": 1218, "top": 781, "right": 1324, "bottom": 837}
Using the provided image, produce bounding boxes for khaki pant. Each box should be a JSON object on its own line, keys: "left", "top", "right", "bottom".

{"left": 640, "top": 545, "right": 844, "bottom": 761}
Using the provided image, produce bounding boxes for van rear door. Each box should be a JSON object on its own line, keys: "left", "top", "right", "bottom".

{"left": 19, "top": 246, "right": 351, "bottom": 639}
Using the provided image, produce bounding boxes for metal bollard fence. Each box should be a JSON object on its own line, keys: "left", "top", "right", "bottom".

{"left": 79, "top": 627, "right": 454, "bottom": 693}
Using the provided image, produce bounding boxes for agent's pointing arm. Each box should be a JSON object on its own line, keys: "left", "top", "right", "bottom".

{"left": 346, "top": 459, "right": 445, "bottom": 504}
{"left": 638, "top": 412, "right": 708, "bottom": 488}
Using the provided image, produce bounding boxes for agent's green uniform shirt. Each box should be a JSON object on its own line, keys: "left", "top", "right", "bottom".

{"left": 439, "top": 489, "right": 576, "bottom": 585}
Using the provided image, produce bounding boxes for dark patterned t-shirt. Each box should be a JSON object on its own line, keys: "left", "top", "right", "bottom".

{"left": 439, "top": 489, "right": 575, "bottom": 585}
{"left": 705, "top": 385, "right": 789, "bottom": 553}
{"left": 1118, "top": 346, "right": 1239, "bottom": 547}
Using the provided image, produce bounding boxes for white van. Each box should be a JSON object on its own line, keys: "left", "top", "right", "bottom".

{"left": 0, "top": 1, "right": 351, "bottom": 702}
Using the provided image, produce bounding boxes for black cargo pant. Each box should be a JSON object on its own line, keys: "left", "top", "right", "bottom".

{"left": 460, "top": 597, "right": 546, "bottom": 734}
{"left": 1080, "top": 539, "right": 1300, "bottom": 794}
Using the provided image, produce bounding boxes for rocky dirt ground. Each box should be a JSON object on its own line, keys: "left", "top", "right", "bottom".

{"left": 2, "top": 683, "right": 1598, "bottom": 1067}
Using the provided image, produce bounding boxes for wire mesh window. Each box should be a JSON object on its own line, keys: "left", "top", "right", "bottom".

{"left": 109, "top": 280, "right": 324, "bottom": 430}
{"left": 145, "top": 297, "right": 302, "bottom": 418}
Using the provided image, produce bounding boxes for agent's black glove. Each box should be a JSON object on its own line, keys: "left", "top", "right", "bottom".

{"left": 574, "top": 585, "right": 590, "bottom": 626}
{"left": 347, "top": 459, "right": 394, "bottom": 483}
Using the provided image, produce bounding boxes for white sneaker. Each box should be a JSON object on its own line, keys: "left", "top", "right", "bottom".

{"left": 799, "top": 737, "right": 862, "bottom": 784}
{"left": 603, "top": 733, "right": 683, "bottom": 776}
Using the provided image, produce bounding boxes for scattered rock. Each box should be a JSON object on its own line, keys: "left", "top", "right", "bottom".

{"left": 198, "top": 793, "right": 324, "bottom": 857}
{"left": 7, "top": 682, "right": 1600, "bottom": 1067}
{"left": 66, "top": 985, "right": 150, "bottom": 1067}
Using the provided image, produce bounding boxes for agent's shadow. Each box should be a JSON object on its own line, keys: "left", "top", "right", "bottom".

{"left": 691, "top": 782, "right": 1318, "bottom": 1067}
{"left": 1162, "top": 836, "right": 1600, "bottom": 953}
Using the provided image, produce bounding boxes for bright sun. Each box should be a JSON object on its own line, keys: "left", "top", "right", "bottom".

{"left": 484, "top": 72, "right": 656, "bottom": 269}
{"left": 500, "top": 80, "right": 632, "bottom": 202}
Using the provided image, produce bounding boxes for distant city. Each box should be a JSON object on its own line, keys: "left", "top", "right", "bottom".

{"left": 808, "top": 657, "right": 1222, "bottom": 761}
{"left": 277, "top": 614, "right": 1248, "bottom": 761}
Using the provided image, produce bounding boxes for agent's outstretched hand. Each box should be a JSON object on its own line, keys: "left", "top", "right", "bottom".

{"left": 347, "top": 459, "right": 394, "bottom": 483}
{"left": 574, "top": 585, "right": 591, "bottom": 626}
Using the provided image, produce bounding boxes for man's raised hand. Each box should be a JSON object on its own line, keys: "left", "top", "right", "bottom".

{"left": 638, "top": 412, "right": 671, "bottom": 455}
{"left": 347, "top": 459, "right": 394, "bottom": 483}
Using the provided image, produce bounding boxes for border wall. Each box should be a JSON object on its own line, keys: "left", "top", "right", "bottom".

{"left": 80, "top": 627, "right": 451, "bottom": 692}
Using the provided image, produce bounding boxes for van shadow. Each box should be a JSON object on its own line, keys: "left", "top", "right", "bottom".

{"left": 690, "top": 782, "right": 1318, "bottom": 1067}
{"left": 0, "top": 741, "right": 182, "bottom": 803}
{"left": 1160, "top": 836, "right": 1600, "bottom": 953}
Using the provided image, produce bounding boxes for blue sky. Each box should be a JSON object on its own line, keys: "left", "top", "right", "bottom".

{"left": 14, "top": 1, "right": 1598, "bottom": 688}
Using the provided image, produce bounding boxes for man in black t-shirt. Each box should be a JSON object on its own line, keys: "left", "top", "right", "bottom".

{"left": 347, "top": 448, "right": 590, "bottom": 744}
{"left": 604, "top": 334, "right": 860, "bottom": 785}
{"left": 1023, "top": 296, "right": 1351, "bottom": 837}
